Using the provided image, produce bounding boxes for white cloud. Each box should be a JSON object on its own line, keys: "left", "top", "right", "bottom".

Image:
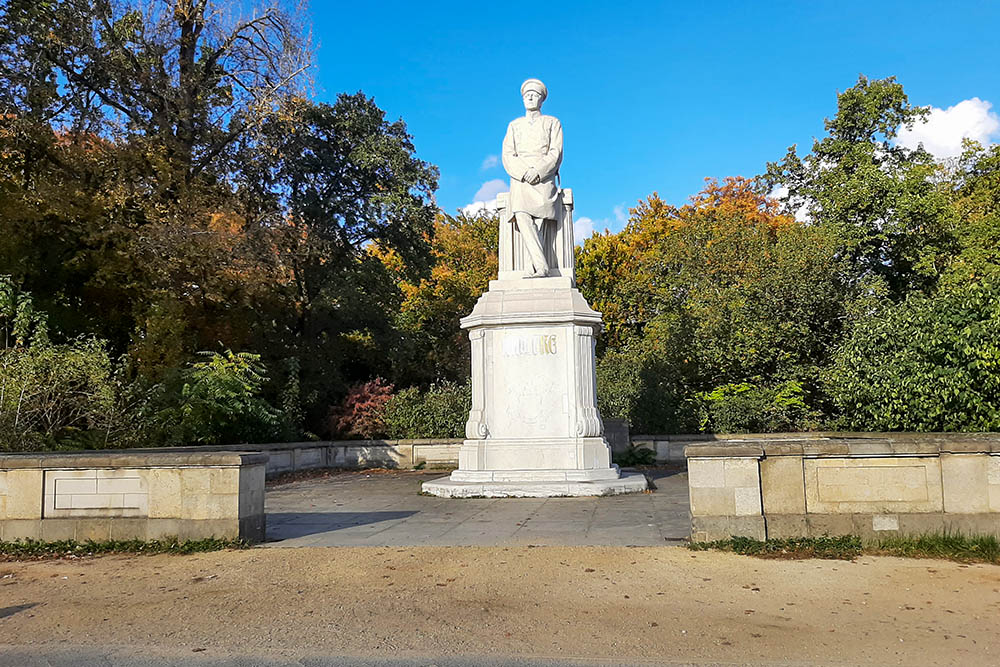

{"left": 895, "top": 97, "right": 1000, "bottom": 160}
{"left": 473, "top": 179, "right": 506, "bottom": 202}
{"left": 768, "top": 185, "right": 811, "bottom": 222}
{"left": 462, "top": 199, "right": 499, "bottom": 216}
{"left": 574, "top": 216, "right": 595, "bottom": 245}
{"left": 461, "top": 178, "right": 507, "bottom": 216}
{"left": 480, "top": 154, "right": 499, "bottom": 170}
{"left": 613, "top": 203, "right": 628, "bottom": 226}
{"left": 573, "top": 205, "right": 629, "bottom": 245}
{"left": 769, "top": 185, "right": 789, "bottom": 200}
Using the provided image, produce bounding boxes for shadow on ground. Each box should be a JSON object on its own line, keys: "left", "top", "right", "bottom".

{"left": 0, "top": 604, "right": 36, "bottom": 620}
{"left": 266, "top": 511, "right": 418, "bottom": 540}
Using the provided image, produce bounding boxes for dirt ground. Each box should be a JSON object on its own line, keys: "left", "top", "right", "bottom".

{"left": 1, "top": 546, "right": 999, "bottom": 665}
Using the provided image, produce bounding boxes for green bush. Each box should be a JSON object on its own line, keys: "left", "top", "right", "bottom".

{"left": 383, "top": 380, "right": 470, "bottom": 439}
{"left": 145, "top": 350, "right": 283, "bottom": 446}
{"left": 596, "top": 344, "right": 698, "bottom": 434}
{"left": 0, "top": 338, "right": 133, "bottom": 451}
{"left": 825, "top": 279, "right": 1000, "bottom": 431}
{"left": 696, "top": 380, "right": 817, "bottom": 433}
{"left": 611, "top": 445, "right": 656, "bottom": 467}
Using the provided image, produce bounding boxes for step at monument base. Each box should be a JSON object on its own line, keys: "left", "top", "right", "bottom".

{"left": 422, "top": 471, "right": 648, "bottom": 498}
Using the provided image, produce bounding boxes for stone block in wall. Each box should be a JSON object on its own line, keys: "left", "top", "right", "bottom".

{"left": 603, "top": 418, "right": 630, "bottom": 454}
{"left": 650, "top": 440, "right": 686, "bottom": 463}
{"left": 689, "top": 458, "right": 725, "bottom": 490}
{"left": 329, "top": 446, "right": 347, "bottom": 467}
{"left": 181, "top": 492, "right": 238, "bottom": 521}
{"left": 631, "top": 438, "right": 654, "bottom": 456}
{"left": 292, "top": 446, "right": 324, "bottom": 471}
{"left": 146, "top": 518, "right": 239, "bottom": 541}
{"left": 344, "top": 444, "right": 410, "bottom": 468}
{"left": 633, "top": 440, "right": 654, "bottom": 453}
{"left": 991, "top": 456, "right": 1000, "bottom": 512}
{"left": 1, "top": 519, "right": 41, "bottom": 541}
{"left": 803, "top": 513, "right": 855, "bottom": 536}
{"left": 108, "top": 518, "right": 149, "bottom": 541}
{"left": 181, "top": 468, "right": 213, "bottom": 496}
{"left": 71, "top": 519, "right": 115, "bottom": 540}
{"left": 935, "top": 513, "right": 1000, "bottom": 537}
{"left": 803, "top": 457, "right": 943, "bottom": 514}
{"left": 4, "top": 469, "right": 43, "bottom": 519}
{"left": 688, "top": 458, "right": 762, "bottom": 518}
{"left": 941, "top": 454, "right": 990, "bottom": 514}
{"left": 146, "top": 469, "right": 182, "bottom": 518}
{"left": 669, "top": 441, "right": 688, "bottom": 462}
{"left": 760, "top": 456, "right": 806, "bottom": 515}
{"left": 652, "top": 441, "right": 668, "bottom": 461}
{"left": 691, "top": 515, "right": 765, "bottom": 542}
{"left": 268, "top": 450, "right": 294, "bottom": 474}
{"left": 765, "top": 514, "right": 808, "bottom": 538}
{"left": 412, "top": 443, "right": 460, "bottom": 467}
{"left": 39, "top": 519, "right": 77, "bottom": 542}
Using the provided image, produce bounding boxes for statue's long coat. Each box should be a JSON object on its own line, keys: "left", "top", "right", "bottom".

{"left": 502, "top": 114, "right": 563, "bottom": 221}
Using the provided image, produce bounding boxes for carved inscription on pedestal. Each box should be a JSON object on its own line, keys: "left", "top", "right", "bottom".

{"left": 489, "top": 329, "right": 566, "bottom": 439}
{"left": 502, "top": 333, "right": 558, "bottom": 357}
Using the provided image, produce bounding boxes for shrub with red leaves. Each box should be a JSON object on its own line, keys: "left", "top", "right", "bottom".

{"left": 327, "top": 378, "right": 394, "bottom": 439}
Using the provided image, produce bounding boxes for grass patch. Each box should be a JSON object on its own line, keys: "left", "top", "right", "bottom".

{"left": 0, "top": 537, "right": 250, "bottom": 561}
{"left": 690, "top": 533, "right": 1000, "bottom": 564}
{"left": 870, "top": 532, "right": 1000, "bottom": 563}
{"left": 690, "top": 535, "right": 863, "bottom": 560}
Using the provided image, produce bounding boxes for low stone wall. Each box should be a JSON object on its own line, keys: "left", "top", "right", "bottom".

{"left": 210, "top": 439, "right": 465, "bottom": 478}
{"left": 0, "top": 451, "right": 266, "bottom": 543}
{"left": 632, "top": 433, "right": 786, "bottom": 464}
{"left": 248, "top": 420, "right": 632, "bottom": 476}
{"left": 685, "top": 433, "right": 1000, "bottom": 541}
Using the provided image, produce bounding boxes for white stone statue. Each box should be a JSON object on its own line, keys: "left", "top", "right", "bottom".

{"left": 421, "top": 77, "right": 646, "bottom": 498}
{"left": 502, "top": 79, "right": 567, "bottom": 279}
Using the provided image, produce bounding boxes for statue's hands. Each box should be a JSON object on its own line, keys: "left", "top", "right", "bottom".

{"left": 524, "top": 167, "right": 541, "bottom": 185}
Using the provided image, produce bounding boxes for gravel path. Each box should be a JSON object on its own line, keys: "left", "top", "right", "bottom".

{"left": 2, "top": 546, "right": 998, "bottom": 665}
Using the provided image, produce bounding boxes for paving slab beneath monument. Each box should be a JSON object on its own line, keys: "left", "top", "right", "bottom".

{"left": 264, "top": 469, "right": 687, "bottom": 547}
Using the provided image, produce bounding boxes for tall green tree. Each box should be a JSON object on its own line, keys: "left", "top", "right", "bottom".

{"left": 0, "top": 0, "right": 312, "bottom": 353}
{"left": 580, "top": 178, "right": 846, "bottom": 432}
{"left": 766, "top": 75, "right": 955, "bottom": 297}
{"left": 376, "top": 209, "right": 498, "bottom": 385}
{"left": 234, "top": 93, "right": 439, "bottom": 426}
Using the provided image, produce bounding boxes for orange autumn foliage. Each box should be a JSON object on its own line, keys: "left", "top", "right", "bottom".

{"left": 577, "top": 176, "right": 807, "bottom": 350}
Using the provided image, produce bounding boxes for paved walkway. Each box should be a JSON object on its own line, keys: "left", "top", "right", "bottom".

{"left": 264, "top": 468, "right": 690, "bottom": 547}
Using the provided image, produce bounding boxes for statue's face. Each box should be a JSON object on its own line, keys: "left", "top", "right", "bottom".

{"left": 522, "top": 90, "right": 542, "bottom": 112}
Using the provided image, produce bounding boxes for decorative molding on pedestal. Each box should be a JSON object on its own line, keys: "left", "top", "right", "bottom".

{"left": 464, "top": 329, "right": 489, "bottom": 439}
{"left": 422, "top": 276, "right": 648, "bottom": 498}
{"left": 574, "top": 325, "right": 604, "bottom": 438}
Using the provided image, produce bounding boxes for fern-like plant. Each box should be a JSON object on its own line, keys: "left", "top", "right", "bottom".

{"left": 150, "top": 349, "right": 282, "bottom": 446}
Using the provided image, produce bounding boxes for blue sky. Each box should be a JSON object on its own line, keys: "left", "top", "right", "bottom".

{"left": 310, "top": 0, "right": 1000, "bottom": 239}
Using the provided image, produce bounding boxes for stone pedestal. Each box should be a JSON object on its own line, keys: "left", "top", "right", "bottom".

{"left": 422, "top": 275, "right": 647, "bottom": 498}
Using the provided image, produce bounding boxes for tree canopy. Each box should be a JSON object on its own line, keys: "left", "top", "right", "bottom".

{"left": 1, "top": 20, "right": 996, "bottom": 450}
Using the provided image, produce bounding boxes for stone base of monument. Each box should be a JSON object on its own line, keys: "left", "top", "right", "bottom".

{"left": 422, "top": 469, "right": 648, "bottom": 498}
{"left": 420, "top": 273, "right": 648, "bottom": 499}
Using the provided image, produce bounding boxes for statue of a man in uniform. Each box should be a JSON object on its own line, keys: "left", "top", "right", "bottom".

{"left": 502, "top": 78, "right": 563, "bottom": 278}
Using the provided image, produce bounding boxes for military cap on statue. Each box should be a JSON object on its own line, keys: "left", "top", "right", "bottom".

{"left": 520, "top": 78, "right": 547, "bottom": 102}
